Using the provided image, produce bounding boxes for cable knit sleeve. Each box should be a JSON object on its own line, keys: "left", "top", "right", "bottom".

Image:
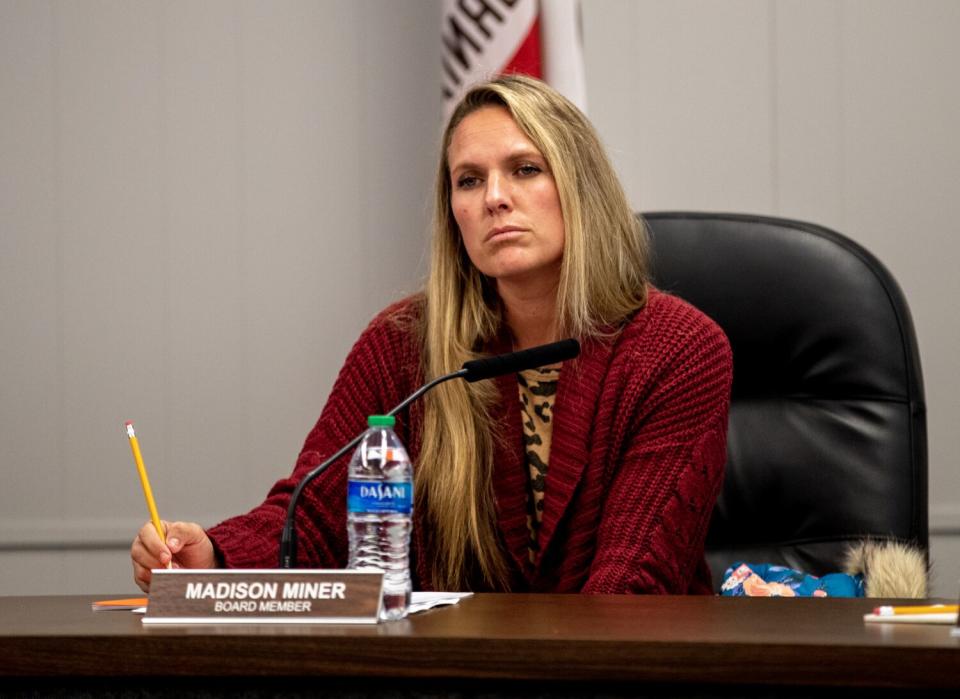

{"left": 206, "top": 299, "right": 422, "bottom": 570}
{"left": 581, "top": 299, "right": 732, "bottom": 594}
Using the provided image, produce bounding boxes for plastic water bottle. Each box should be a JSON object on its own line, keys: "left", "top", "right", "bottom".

{"left": 347, "top": 414, "right": 413, "bottom": 620}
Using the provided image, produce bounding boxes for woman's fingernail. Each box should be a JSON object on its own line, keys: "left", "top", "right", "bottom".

{"left": 167, "top": 538, "right": 181, "bottom": 550}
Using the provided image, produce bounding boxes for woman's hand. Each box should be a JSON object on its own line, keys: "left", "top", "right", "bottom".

{"left": 130, "top": 520, "right": 216, "bottom": 592}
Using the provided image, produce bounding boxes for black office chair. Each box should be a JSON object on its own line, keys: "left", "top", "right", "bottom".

{"left": 643, "top": 212, "right": 927, "bottom": 589}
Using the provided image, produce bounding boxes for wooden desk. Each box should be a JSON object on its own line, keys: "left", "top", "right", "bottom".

{"left": 1, "top": 594, "right": 958, "bottom": 695}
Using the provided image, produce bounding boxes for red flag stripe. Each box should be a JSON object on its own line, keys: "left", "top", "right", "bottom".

{"left": 501, "top": 15, "right": 542, "bottom": 79}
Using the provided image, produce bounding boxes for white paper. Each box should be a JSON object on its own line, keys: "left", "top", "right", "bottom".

{"left": 408, "top": 591, "right": 473, "bottom": 614}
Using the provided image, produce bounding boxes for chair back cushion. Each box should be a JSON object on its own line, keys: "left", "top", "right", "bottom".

{"left": 643, "top": 212, "right": 927, "bottom": 586}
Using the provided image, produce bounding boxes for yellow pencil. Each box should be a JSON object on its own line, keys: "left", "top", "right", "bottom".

{"left": 125, "top": 421, "right": 171, "bottom": 569}
{"left": 873, "top": 604, "right": 959, "bottom": 616}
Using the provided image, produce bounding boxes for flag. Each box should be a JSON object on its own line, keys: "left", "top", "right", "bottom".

{"left": 441, "top": 0, "right": 586, "bottom": 118}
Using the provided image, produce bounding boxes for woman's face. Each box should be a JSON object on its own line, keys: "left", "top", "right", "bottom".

{"left": 447, "top": 106, "right": 565, "bottom": 290}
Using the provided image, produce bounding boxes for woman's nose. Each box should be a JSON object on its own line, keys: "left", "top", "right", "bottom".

{"left": 484, "top": 172, "right": 511, "bottom": 213}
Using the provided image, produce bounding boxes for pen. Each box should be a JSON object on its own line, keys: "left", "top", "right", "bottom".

{"left": 125, "top": 421, "right": 172, "bottom": 569}
{"left": 873, "top": 604, "right": 959, "bottom": 616}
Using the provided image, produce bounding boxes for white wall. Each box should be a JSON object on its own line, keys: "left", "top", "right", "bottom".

{"left": 0, "top": 0, "right": 440, "bottom": 594}
{"left": 1, "top": 0, "right": 957, "bottom": 598}
{"left": 585, "top": 0, "right": 960, "bottom": 596}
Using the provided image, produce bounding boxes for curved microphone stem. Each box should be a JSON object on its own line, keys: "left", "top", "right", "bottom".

{"left": 278, "top": 368, "right": 468, "bottom": 568}
{"left": 387, "top": 368, "right": 468, "bottom": 417}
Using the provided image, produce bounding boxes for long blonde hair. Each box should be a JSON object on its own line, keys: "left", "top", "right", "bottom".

{"left": 418, "top": 75, "right": 650, "bottom": 590}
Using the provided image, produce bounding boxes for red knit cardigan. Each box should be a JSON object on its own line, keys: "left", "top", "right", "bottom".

{"left": 207, "top": 289, "right": 733, "bottom": 594}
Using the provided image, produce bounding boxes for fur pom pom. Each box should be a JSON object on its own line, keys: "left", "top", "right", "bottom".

{"left": 843, "top": 540, "right": 928, "bottom": 598}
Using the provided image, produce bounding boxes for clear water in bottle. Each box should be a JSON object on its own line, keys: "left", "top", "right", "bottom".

{"left": 347, "top": 415, "right": 413, "bottom": 620}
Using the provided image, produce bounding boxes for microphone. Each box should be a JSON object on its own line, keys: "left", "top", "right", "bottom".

{"left": 278, "top": 338, "right": 580, "bottom": 568}
{"left": 461, "top": 338, "right": 580, "bottom": 382}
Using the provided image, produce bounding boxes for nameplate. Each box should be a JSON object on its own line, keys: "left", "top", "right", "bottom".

{"left": 142, "top": 569, "right": 384, "bottom": 624}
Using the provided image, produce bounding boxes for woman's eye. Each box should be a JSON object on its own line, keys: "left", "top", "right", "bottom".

{"left": 456, "top": 175, "right": 480, "bottom": 189}
{"left": 517, "top": 164, "right": 541, "bottom": 177}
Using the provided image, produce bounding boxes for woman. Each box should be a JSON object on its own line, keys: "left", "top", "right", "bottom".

{"left": 131, "top": 75, "right": 732, "bottom": 594}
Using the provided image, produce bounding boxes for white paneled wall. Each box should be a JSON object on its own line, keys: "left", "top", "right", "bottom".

{"left": 1, "top": 0, "right": 957, "bottom": 597}
{"left": 0, "top": 0, "right": 439, "bottom": 594}
{"left": 585, "top": 0, "right": 960, "bottom": 596}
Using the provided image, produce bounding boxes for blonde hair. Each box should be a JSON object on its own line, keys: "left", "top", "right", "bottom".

{"left": 417, "top": 75, "right": 650, "bottom": 590}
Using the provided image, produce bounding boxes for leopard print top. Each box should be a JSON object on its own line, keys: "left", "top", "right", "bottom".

{"left": 518, "top": 365, "right": 560, "bottom": 563}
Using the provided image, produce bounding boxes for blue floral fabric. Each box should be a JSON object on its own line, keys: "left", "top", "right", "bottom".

{"left": 721, "top": 562, "right": 865, "bottom": 597}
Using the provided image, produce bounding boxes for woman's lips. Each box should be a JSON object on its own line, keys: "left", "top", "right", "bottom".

{"left": 486, "top": 225, "right": 526, "bottom": 242}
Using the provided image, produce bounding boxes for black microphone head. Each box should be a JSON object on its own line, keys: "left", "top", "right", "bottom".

{"left": 461, "top": 338, "right": 580, "bottom": 382}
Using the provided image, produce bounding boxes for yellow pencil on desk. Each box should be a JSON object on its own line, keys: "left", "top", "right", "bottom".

{"left": 864, "top": 603, "right": 959, "bottom": 625}
{"left": 125, "top": 421, "right": 172, "bottom": 569}
{"left": 873, "top": 604, "right": 959, "bottom": 616}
